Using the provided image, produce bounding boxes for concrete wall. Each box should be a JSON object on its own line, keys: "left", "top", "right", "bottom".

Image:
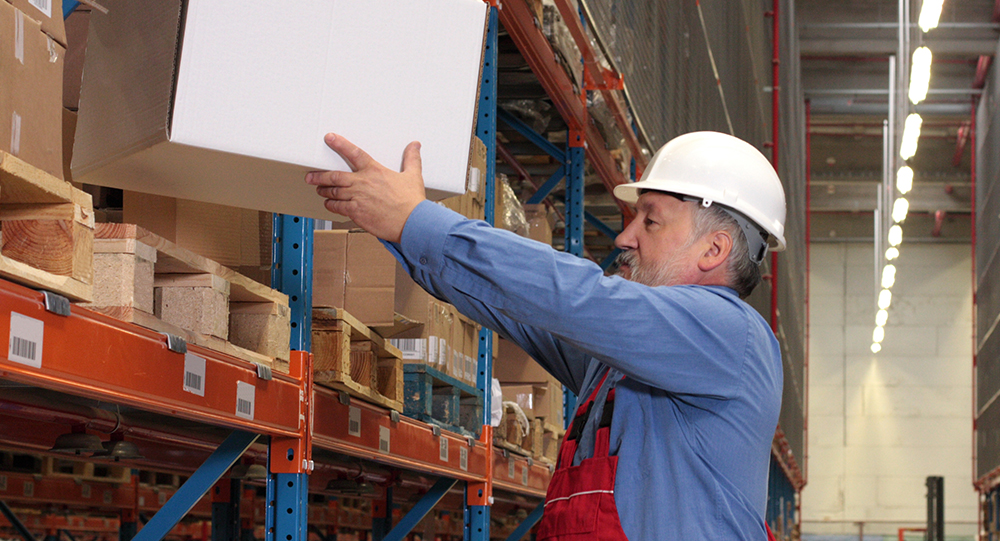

{"left": 802, "top": 242, "right": 976, "bottom": 538}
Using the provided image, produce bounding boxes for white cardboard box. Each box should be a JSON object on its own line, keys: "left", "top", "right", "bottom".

{"left": 72, "top": 0, "right": 487, "bottom": 220}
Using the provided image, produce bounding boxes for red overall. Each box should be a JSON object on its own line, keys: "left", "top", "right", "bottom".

{"left": 536, "top": 373, "right": 779, "bottom": 541}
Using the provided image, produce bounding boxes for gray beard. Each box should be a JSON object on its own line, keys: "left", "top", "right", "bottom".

{"left": 615, "top": 249, "right": 688, "bottom": 288}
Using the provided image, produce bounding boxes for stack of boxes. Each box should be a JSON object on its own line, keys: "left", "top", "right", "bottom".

{"left": 311, "top": 136, "right": 489, "bottom": 389}
{"left": 495, "top": 337, "right": 565, "bottom": 461}
{"left": 2, "top": 0, "right": 66, "bottom": 180}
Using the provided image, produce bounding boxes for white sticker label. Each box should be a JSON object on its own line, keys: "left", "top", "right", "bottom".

{"left": 508, "top": 458, "right": 516, "bottom": 479}
{"left": 348, "top": 406, "right": 361, "bottom": 437}
{"left": 23, "top": 481, "right": 33, "bottom": 497}
{"left": 81, "top": 484, "right": 90, "bottom": 498}
{"left": 522, "top": 465, "right": 529, "bottom": 486}
{"left": 183, "top": 353, "right": 206, "bottom": 396}
{"left": 158, "top": 491, "right": 167, "bottom": 505}
{"left": 439, "top": 437, "right": 449, "bottom": 462}
{"left": 468, "top": 167, "right": 481, "bottom": 193}
{"left": 9, "top": 312, "right": 43, "bottom": 368}
{"left": 379, "top": 426, "right": 390, "bottom": 454}
{"left": 438, "top": 338, "right": 448, "bottom": 367}
{"left": 10, "top": 112, "right": 21, "bottom": 157}
{"left": 28, "top": 0, "right": 52, "bottom": 18}
{"left": 138, "top": 495, "right": 145, "bottom": 507}
{"left": 14, "top": 11, "right": 24, "bottom": 64}
{"left": 390, "top": 338, "right": 426, "bottom": 361}
{"left": 235, "top": 381, "right": 255, "bottom": 420}
{"left": 103, "top": 490, "right": 112, "bottom": 504}
{"left": 460, "top": 446, "right": 468, "bottom": 472}
{"left": 0, "top": 475, "right": 6, "bottom": 491}
{"left": 428, "top": 338, "right": 438, "bottom": 367}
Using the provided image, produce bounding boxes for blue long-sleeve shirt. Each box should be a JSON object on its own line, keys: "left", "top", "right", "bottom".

{"left": 385, "top": 201, "right": 783, "bottom": 540}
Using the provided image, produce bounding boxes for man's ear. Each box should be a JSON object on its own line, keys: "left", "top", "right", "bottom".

{"left": 698, "top": 230, "right": 733, "bottom": 273}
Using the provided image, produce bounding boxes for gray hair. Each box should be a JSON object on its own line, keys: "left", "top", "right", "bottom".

{"left": 689, "top": 204, "right": 762, "bottom": 299}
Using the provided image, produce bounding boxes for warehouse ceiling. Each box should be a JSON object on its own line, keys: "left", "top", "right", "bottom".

{"left": 799, "top": 0, "right": 990, "bottom": 242}
{"left": 496, "top": 1, "right": 995, "bottom": 263}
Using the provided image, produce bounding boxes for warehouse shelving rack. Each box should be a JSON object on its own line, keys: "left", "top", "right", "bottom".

{"left": 0, "top": 2, "right": 804, "bottom": 540}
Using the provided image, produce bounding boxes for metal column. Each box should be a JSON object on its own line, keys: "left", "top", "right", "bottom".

{"left": 267, "top": 214, "right": 314, "bottom": 541}
{"left": 211, "top": 479, "right": 241, "bottom": 541}
{"left": 468, "top": 5, "right": 498, "bottom": 541}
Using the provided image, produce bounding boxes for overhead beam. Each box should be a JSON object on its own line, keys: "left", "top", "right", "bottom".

{"left": 800, "top": 38, "right": 997, "bottom": 56}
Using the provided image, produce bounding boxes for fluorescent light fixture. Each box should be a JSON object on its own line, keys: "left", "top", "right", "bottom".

{"left": 885, "top": 247, "right": 900, "bottom": 260}
{"left": 892, "top": 197, "right": 910, "bottom": 223}
{"left": 897, "top": 166, "right": 914, "bottom": 194}
{"left": 888, "top": 224, "right": 903, "bottom": 246}
{"left": 908, "top": 47, "right": 933, "bottom": 104}
{"left": 876, "top": 309, "right": 888, "bottom": 327}
{"left": 873, "top": 326, "right": 885, "bottom": 343}
{"left": 878, "top": 288, "right": 892, "bottom": 310}
{"left": 881, "top": 264, "right": 897, "bottom": 289}
{"left": 900, "top": 113, "right": 923, "bottom": 160}
{"left": 918, "top": 0, "right": 945, "bottom": 32}
{"left": 871, "top": 343, "right": 882, "bottom": 353}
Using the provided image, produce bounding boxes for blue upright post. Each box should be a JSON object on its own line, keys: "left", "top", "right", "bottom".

{"left": 564, "top": 140, "right": 585, "bottom": 258}
{"left": 267, "top": 214, "right": 314, "bottom": 541}
{"left": 468, "top": 5, "right": 498, "bottom": 541}
{"left": 211, "top": 479, "right": 241, "bottom": 541}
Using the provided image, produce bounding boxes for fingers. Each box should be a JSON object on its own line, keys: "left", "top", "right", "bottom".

{"left": 324, "top": 198, "right": 357, "bottom": 217}
{"left": 401, "top": 141, "right": 422, "bottom": 174}
{"left": 305, "top": 169, "right": 353, "bottom": 187}
{"left": 324, "top": 133, "right": 373, "bottom": 172}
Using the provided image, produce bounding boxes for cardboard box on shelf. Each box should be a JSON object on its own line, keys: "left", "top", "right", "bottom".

{"left": 502, "top": 382, "right": 563, "bottom": 425}
{"left": 123, "top": 191, "right": 273, "bottom": 284}
{"left": 494, "top": 337, "right": 552, "bottom": 383}
{"left": 72, "top": 0, "right": 489, "bottom": 221}
{"left": 450, "top": 307, "right": 480, "bottom": 386}
{"left": 62, "top": 6, "right": 88, "bottom": 110}
{"left": 9, "top": 0, "right": 66, "bottom": 46}
{"left": 439, "top": 136, "right": 487, "bottom": 221}
{"left": 0, "top": 2, "right": 65, "bottom": 180}
{"left": 313, "top": 230, "right": 395, "bottom": 327}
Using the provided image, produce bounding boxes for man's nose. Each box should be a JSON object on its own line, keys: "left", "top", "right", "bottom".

{"left": 615, "top": 220, "right": 638, "bottom": 250}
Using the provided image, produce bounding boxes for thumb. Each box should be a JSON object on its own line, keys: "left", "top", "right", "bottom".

{"left": 401, "top": 141, "right": 422, "bottom": 174}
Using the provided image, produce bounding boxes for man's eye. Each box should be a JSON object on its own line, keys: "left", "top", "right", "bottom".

{"left": 644, "top": 218, "right": 656, "bottom": 226}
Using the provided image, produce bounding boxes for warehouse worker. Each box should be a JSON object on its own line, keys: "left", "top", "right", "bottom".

{"left": 306, "top": 131, "right": 785, "bottom": 540}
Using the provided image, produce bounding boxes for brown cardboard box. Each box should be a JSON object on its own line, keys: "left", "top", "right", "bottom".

{"left": 451, "top": 307, "right": 480, "bottom": 386}
{"left": 313, "top": 230, "right": 396, "bottom": 327}
{"left": 502, "top": 382, "right": 563, "bottom": 424}
{"left": 524, "top": 204, "right": 554, "bottom": 246}
{"left": 8, "top": 0, "right": 66, "bottom": 46}
{"left": 494, "top": 337, "right": 553, "bottom": 383}
{"left": 62, "top": 107, "right": 75, "bottom": 181}
{"left": 0, "top": 2, "right": 65, "bottom": 179}
{"left": 123, "top": 192, "right": 273, "bottom": 282}
{"left": 388, "top": 299, "right": 452, "bottom": 373}
{"left": 439, "top": 136, "right": 487, "bottom": 221}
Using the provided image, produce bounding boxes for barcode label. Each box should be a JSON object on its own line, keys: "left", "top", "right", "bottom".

{"left": 80, "top": 484, "right": 90, "bottom": 498}
{"left": 460, "top": 446, "right": 468, "bottom": 471}
{"left": 379, "top": 426, "right": 390, "bottom": 454}
{"left": 23, "top": 481, "right": 33, "bottom": 497}
{"left": 522, "top": 465, "right": 529, "bottom": 486}
{"left": 28, "top": 0, "right": 52, "bottom": 18}
{"left": 183, "top": 353, "right": 206, "bottom": 396}
{"left": 348, "top": 406, "right": 361, "bottom": 437}
{"left": 138, "top": 495, "right": 145, "bottom": 507}
{"left": 439, "top": 437, "right": 449, "bottom": 462}
{"left": 235, "top": 381, "right": 255, "bottom": 420}
{"left": 508, "top": 458, "right": 516, "bottom": 479}
{"left": 390, "top": 338, "right": 426, "bottom": 361}
{"left": 159, "top": 492, "right": 167, "bottom": 505}
{"left": 0, "top": 475, "right": 6, "bottom": 490}
{"left": 465, "top": 355, "right": 474, "bottom": 381}
{"left": 428, "top": 338, "right": 438, "bottom": 366}
{"left": 468, "top": 167, "right": 481, "bottom": 193}
{"left": 9, "top": 312, "right": 43, "bottom": 368}
{"left": 437, "top": 338, "right": 448, "bottom": 367}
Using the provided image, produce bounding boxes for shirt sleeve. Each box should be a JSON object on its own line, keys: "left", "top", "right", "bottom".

{"left": 388, "top": 200, "right": 751, "bottom": 398}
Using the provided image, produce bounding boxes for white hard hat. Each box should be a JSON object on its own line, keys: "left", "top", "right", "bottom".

{"left": 614, "top": 131, "right": 787, "bottom": 257}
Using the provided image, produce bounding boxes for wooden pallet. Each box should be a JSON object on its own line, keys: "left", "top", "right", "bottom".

{"left": 402, "top": 363, "right": 483, "bottom": 437}
{"left": 0, "top": 151, "right": 94, "bottom": 301}
{"left": 79, "top": 223, "right": 291, "bottom": 372}
{"left": 312, "top": 308, "right": 404, "bottom": 411}
{"left": 41, "top": 456, "right": 131, "bottom": 484}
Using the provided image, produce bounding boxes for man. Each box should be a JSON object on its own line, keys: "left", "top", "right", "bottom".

{"left": 306, "top": 131, "right": 786, "bottom": 540}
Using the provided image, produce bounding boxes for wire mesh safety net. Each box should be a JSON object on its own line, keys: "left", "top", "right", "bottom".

{"left": 584, "top": 0, "right": 807, "bottom": 469}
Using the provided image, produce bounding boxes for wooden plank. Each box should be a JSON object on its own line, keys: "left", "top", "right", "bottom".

{"left": 154, "top": 272, "right": 229, "bottom": 293}
{"left": 0, "top": 151, "right": 74, "bottom": 205}
{"left": 0, "top": 254, "right": 92, "bottom": 301}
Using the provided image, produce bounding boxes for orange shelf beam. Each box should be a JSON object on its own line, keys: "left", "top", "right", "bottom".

{"left": 311, "top": 386, "right": 488, "bottom": 483}
{"left": 0, "top": 279, "right": 306, "bottom": 438}
{"left": 490, "top": 449, "right": 550, "bottom": 499}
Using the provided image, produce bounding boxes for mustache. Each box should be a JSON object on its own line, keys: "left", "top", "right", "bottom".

{"left": 616, "top": 250, "right": 638, "bottom": 268}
